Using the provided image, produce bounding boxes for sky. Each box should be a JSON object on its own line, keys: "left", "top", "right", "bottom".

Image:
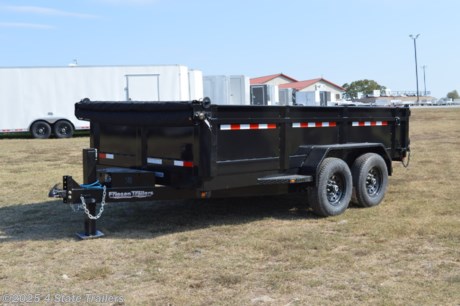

{"left": 0, "top": 0, "right": 459, "bottom": 98}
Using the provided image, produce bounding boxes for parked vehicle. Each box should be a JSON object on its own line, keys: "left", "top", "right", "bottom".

{"left": 50, "top": 98, "right": 410, "bottom": 238}
{"left": 0, "top": 65, "right": 202, "bottom": 138}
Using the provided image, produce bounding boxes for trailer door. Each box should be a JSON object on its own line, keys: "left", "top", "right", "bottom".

{"left": 320, "top": 91, "right": 331, "bottom": 106}
{"left": 251, "top": 85, "right": 267, "bottom": 105}
{"left": 125, "top": 74, "right": 160, "bottom": 101}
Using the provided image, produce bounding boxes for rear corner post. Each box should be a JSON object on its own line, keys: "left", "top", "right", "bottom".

{"left": 83, "top": 148, "right": 98, "bottom": 184}
{"left": 77, "top": 148, "right": 104, "bottom": 240}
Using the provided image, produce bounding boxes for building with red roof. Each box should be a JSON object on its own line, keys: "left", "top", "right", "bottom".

{"left": 279, "top": 78, "right": 344, "bottom": 91}
{"left": 250, "top": 73, "right": 346, "bottom": 105}
{"left": 250, "top": 73, "right": 298, "bottom": 86}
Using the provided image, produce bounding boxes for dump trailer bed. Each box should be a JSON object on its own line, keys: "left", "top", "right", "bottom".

{"left": 50, "top": 99, "right": 410, "bottom": 238}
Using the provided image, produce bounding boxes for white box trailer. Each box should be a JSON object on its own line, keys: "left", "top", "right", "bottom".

{"left": 250, "top": 84, "right": 279, "bottom": 105}
{"left": 295, "top": 91, "right": 317, "bottom": 106}
{"left": 279, "top": 88, "right": 296, "bottom": 105}
{"left": 0, "top": 65, "right": 203, "bottom": 138}
{"left": 203, "top": 75, "right": 250, "bottom": 105}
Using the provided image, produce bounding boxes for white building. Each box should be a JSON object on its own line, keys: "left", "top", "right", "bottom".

{"left": 250, "top": 73, "right": 345, "bottom": 106}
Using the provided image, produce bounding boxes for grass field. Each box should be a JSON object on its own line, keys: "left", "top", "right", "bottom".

{"left": 0, "top": 108, "right": 459, "bottom": 305}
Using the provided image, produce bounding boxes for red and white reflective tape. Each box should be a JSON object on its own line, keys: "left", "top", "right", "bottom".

{"left": 147, "top": 158, "right": 162, "bottom": 165}
{"left": 1, "top": 128, "right": 28, "bottom": 133}
{"left": 173, "top": 160, "right": 194, "bottom": 168}
{"left": 147, "top": 157, "right": 194, "bottom": 168}
{"left": 99, "top": 153, "right": 114, "bottom": 159}
{"left": 292, "top": 122, "right": 337, "bottom": 128}
{"left": 220, "top": 123, "right": 277, "bottom": 130}
{"left": 352, "top": 121, "right": 388, "bottom": 127}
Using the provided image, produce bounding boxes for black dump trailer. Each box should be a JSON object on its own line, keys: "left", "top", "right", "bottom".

{"left": 50, "top": 98, "right": 410, "bottom": 238}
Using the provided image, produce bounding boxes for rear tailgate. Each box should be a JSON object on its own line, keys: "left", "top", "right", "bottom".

{"left": 75, "top": 100, "right": 202, "bottom": 187}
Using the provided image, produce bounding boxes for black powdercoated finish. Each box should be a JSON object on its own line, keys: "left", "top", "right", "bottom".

{"left": 70, "top": 100, "right": 410, "bottom": 200}
{"left": 82, "top": 148, "right": 98, "bottom": 237}
{"left": 75, "top": 100, "right": 195, "bottom": 127}
{"left": 83, "top": 148, "right": 98, "bottom": 184}
{"left": 54, "top": 101, "right": 411, "bottom": 237}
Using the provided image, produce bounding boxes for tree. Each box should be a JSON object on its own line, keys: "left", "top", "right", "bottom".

{"left": 446, "top": 90, "right": 459, "bottom": 100}
{"left": 342, "top": 79, "right": 386, "bottom": 100}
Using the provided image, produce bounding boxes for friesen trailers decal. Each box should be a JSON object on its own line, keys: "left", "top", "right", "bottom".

{"left": 108, "top": 190, "right": 154, "bottom": 200}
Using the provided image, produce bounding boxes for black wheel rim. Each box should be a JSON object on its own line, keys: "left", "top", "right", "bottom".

{"left": 57, "top": 123, "right": 71, "bottom": 136}
{"left": 366, "top": 167, "right": 382, "bottom": 197}
{"left": 35, "top": 123, "right": 49, "bottom": 136}
{"left": 326, "top": 173, "right": 345, "bottom": 205}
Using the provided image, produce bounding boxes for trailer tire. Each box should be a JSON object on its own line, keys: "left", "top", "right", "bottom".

{"left": 308, "top": 158, "right": 352, "bottom": 217}
{"left": 31, "top": 121, "right": 52, "bottom": 139}
{"left": 53, "top": 120, "right": 74, "bottom": 138}
{"left": 351, "top": 153, "right": 388, "bottom": 208}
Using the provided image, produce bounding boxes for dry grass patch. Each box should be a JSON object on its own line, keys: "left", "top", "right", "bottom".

{"left": 0, "top": 108, "right": 459, "bottom": 305}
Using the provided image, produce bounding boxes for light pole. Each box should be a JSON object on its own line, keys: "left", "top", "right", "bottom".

{"left": 422, "top": 65, "right": 427, "bottom": 96}
{"left": 409, "top": 34, "right": 420, "bottom": 103}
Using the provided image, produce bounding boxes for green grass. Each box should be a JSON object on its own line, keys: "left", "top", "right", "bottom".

{"left": 0, "top": 108, "right": 459, "bottom": 305}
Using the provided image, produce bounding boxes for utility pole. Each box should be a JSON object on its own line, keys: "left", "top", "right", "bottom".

{"left": 422, "top": 65, "right": 427, "bottom": 96}
{"left": 409, "top": 34, "right": 420, "bottom": 103}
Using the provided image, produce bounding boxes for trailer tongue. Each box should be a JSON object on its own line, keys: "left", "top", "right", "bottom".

{"left": 50, "top": 98, "right": 410, "bottom": 239}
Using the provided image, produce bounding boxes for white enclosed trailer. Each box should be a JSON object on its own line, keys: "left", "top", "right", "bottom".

{"left": 203, "top": 75, "right": 250, "bottom": 105}
{"left": 279, "top": 88, "right": 296, "bottom": 105}
{"left": 250, "top": 84, "right": 279, "bottom": 105}
{"left": 295, "top": 91, "right": 317, "bottom": 106}
{"left": 0, "top": 65, "right": 203, "bottom": 138}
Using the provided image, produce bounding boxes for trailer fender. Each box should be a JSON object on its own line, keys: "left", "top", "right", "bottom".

{"left": 297, "top": 143, "right": 392, "bottom": 186}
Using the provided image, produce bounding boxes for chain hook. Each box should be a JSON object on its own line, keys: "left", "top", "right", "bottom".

{"left": 402, "top": 151, "right": 411, "bottom": 168}
{"left": 79, "top": 185, "right": 107, "bottom": 220}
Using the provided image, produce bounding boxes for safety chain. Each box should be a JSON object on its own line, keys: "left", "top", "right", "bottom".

{"left": 70, "top": 203, "right": 82, "bottom": 212}
{"left": 402, "top": 151, "right": 411, "bottom": 168}
{"left": 79, "top": 185, "right": 107, "bottom": 220}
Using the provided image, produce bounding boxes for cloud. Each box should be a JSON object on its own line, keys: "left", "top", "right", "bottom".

{"left": 0, "top": 22, "right": 53, "bottom": 29}
{"left": 2, "top": 5, "right": 99, "bottom": 19}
